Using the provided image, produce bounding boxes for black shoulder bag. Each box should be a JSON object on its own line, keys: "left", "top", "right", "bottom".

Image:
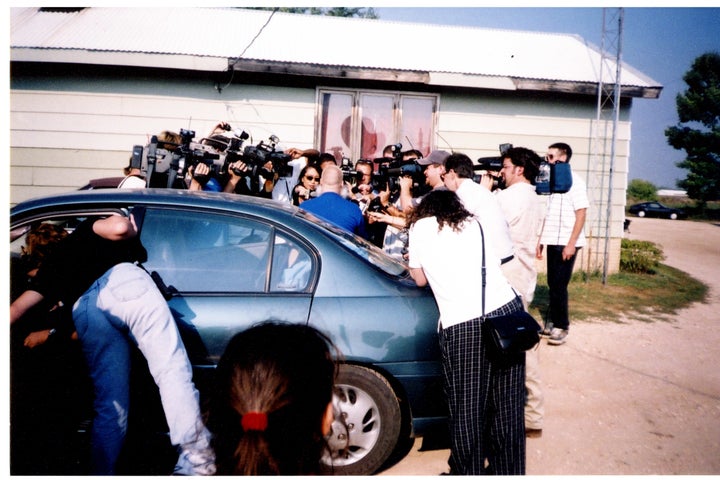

{"left": 478, "top": 221, "right": 541, "bottom": 355}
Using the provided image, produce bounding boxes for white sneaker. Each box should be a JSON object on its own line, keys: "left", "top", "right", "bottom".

{"left": 174, "top": 446, "right": 216, "bottom": 476}
{"left": 548, "top": 328, "right": 568, "bottom": 345}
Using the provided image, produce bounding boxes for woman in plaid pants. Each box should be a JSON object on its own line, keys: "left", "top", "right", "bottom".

{"left": 407, "top": 189, "right": 526, "bottom": 475}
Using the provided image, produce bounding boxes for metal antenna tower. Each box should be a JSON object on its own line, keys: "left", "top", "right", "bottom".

{"left": 585, "top": 8, "right": 624, "bottom": 283}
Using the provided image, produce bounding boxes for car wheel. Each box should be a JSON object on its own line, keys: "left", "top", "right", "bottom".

{"left": 322, "top": 364, "right": 403, "bottom": 475}
{"left": 637, "top": 210, "right": 646, "bottom": 217}
{"left": 670, "top": 212, "right": 678, "bottom": 220}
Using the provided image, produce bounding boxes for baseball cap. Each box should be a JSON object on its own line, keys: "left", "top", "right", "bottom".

{"left": 417, "top": 150, "right": 450, "bottom": 166}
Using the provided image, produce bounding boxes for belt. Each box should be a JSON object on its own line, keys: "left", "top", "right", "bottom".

{"left": 500, "top": 254, "right": 514, "bottom": 265}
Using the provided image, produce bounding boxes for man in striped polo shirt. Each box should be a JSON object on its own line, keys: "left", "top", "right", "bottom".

{"left": 536, "top": 142, "right": 588, "bottom": 346}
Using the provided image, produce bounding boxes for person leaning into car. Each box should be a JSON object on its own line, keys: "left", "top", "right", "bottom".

{"left": 10, "top": 212, "right": 215, "bottom": 475}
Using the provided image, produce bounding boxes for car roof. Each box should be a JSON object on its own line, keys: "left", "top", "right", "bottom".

{"left": 11, "top": 188, "right": 299, "bottom": 220}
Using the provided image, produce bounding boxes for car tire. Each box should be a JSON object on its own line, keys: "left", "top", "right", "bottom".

{"left": 322, "top": 364, "right": 403, "bottom": 475}
{"left": 670, "top": 213, "right": 678, "bottom": 220}
{"left": 637, "top": 210, "right": 646, "bottom": 217}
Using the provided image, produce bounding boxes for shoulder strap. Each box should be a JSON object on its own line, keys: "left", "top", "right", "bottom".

{"left": 476, "top": 219, "right": 486, "bottom": 319}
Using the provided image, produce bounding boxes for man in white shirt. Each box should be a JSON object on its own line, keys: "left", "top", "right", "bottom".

{"left": 496, "top": 146, "right": 545, "bottom": 437}
{"left": 536, "top": 142, "right": 589, "bottom": 346}
{"left": 442, "top": 153, "right": 514, "bottom": 264}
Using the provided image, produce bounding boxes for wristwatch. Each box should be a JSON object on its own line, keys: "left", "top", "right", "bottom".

{"left": 48, "top": 328, "right": 57, "bottom": 338}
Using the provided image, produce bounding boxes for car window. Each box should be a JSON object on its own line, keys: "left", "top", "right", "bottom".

{"left": 141, "top": 209, "right": 274, "bottom": 293}
{"left": 295, "top": 211, "right": 408, "bottom": 277}
{"left": 269, "top": 232, "right": 313, "bottom": 292}
{"left": 10, "top": 214, "right": 110, "bottom": 301}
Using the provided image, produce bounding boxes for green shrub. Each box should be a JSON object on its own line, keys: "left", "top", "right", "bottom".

{"left": 620, "top": 239, "right": 665, "bottom": 274}
{"left": 627, "top": 179, "right": 658, "bottom": 201}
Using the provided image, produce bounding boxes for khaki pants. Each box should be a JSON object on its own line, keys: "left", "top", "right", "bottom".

{"left": 502, "top": 258, "right": 545, "bottom": 430}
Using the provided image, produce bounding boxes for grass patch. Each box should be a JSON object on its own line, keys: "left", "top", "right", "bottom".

{"left": 529, "top": 264, "right": 709, "bottom": 324}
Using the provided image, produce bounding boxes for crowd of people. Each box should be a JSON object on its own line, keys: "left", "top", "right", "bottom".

{"left": 12, "top": 119, "right": 589, "bottom": 475}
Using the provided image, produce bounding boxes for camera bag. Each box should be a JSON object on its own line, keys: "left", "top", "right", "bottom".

{"left": 476, "top": 220, "right": 541, "bottom": 356}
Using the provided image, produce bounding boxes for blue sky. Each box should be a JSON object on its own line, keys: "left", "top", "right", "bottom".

{"left": 375, "top": 7, "right": 720, "bottom": 189}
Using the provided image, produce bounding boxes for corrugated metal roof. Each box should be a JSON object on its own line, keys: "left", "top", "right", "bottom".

{"left": 10, "top": 7, "right": 661, "bottom": 96}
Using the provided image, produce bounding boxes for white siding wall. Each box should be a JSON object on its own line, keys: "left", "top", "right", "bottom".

{"left": 10, "top": 77, "right": 317, "bottom": 204}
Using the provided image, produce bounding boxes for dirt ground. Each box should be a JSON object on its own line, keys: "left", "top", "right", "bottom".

{"left": 381, "top": 217, "right": 720, "bottom": 475}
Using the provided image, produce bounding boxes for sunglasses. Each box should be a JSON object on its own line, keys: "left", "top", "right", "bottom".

{"left": 305, "top": 175, "right": 320, "bottom": 182}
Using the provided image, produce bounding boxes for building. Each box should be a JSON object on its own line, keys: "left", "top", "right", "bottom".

{"left": 10, "top": 7, "right": 662, "bottom": 273}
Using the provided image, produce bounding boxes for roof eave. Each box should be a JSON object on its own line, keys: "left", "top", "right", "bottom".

{"left": 11, "top": 48, "right": 663, "bottom": 100}
{"left": 11, "top": 48, "right": 229, "bottom": 72}
{"left": 231, "top": 59, "right": 662, "bottom": 99}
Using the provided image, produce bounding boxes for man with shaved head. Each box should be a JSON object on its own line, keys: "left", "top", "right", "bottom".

{"left": 299, "top": 165, "right": 367, "bottom": 238}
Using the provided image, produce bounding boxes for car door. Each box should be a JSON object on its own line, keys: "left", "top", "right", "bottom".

{"left": 138, "top": 207, "right": 317, "bottom": 372}
{"left": 646, "top": 202, "right": 663, "bottom": 217}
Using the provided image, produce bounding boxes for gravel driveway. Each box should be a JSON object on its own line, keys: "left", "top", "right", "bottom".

{"left": 381, "top": 217, "right": 720, "bottom": 475}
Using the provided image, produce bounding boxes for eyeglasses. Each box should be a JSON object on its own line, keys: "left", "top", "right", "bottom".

{"left": 304, "top": 175, "right": 320, "bottom": 182}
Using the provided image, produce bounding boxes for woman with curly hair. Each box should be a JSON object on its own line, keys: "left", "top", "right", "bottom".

{"left": 406, "top": 189, "right": 526, "bottom": 475}
{"left": 208, "top": 321, "right": 338, "bottom": 475}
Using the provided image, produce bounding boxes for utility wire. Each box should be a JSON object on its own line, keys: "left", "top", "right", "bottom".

{"left": 218, "top": 8, "right": 278, "bottom": 93}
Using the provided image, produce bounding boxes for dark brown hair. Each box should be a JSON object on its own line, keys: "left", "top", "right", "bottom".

{"left": 407, "top": 189, "right": 472, "bottom": 232}
{"left": 208, "top": 321, "right": 338, "bottom": 475}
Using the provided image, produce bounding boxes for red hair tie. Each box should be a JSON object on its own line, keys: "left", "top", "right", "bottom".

{"left": 242, "top": 411, "right": 268, "bottom": 432}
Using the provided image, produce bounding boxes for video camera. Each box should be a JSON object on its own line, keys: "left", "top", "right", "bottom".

{"left": 472, "top": 143, "right": 513, "bottom": 190}
{"left": 239, "top": 135, "right": 293, "bottom": 178}
{"left": 339, "top": 157, "right": 360, "bottom": 184}
{"left": 131, "top": 126, "right": 291, "bottom": 190}
{"left": 173, "top": 129, "right": 225, "bottom": 185}
{"left": 371, "top": 144, "right": 427, "bottom": 197}
{"left": 535, "top": 160, "right": 573, "bottom": 195}
{"left": 130, "top": 130, "right": 222, "bottom": 189}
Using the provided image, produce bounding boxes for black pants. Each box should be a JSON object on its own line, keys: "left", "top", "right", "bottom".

{"left": 546, "top": 244, "right": 580, "bottom": 330}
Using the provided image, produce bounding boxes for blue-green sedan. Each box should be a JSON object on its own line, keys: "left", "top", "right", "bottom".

{"left": 10, "top": 188, "right": 446, "bottom": 475}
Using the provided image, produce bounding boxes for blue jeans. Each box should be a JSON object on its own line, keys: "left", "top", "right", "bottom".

{"left": 73, "top": 263, "right": 210, "bottom": 474}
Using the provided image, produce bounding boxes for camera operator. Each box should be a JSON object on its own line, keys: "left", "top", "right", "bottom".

{"left": 350, "top": 159, "right": 378, "bottom": 210}
{"left": 443, "top": 153, "right": 515, "bottom": 265}
{"left": 399, "top": 150, "right": 449, "bottom": 211}
{"left": 118, "top": 157, "right": 147, "bottom": 189}
{"left": 494, "top": 146, "right": 545, "bottom": 437}
{"left": 365, "top": 149, "right": 424, "bottom": 261}
{"left": 187, "top": 162, "right": 223, "bottom": 192}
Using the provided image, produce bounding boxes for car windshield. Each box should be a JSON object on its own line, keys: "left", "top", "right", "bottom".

{"left": 295, "top": 210, "right": 409, "bottom": 277}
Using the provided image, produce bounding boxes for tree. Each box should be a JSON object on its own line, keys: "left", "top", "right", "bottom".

{"left": 627, "top": 179, "right": 657, "bottom": 201}
{"left": 665, "top": 52, "right": 720, "bottom": 209}
{"left": 249, "top": 7, "right": 378, "bottom": 19}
